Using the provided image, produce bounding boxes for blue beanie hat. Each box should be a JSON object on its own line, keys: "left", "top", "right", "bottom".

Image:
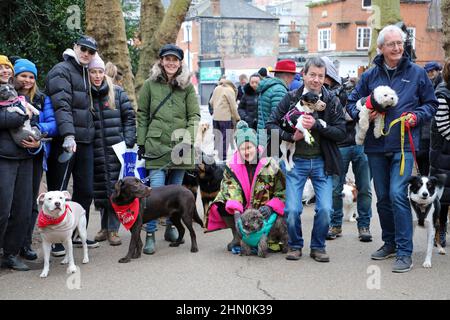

{"left": 14, "top": 59, "right": 38, "bottom": 79}
{"left": 424, "top": 61, "right": 442, "bottom": 73}
{"left": 235, "top": 120, "right": 258, "bottom": 148}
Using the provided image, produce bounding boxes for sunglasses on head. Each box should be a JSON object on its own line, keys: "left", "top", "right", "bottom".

{"left": 79, "top": 46, "right": 96, "bottom": 55}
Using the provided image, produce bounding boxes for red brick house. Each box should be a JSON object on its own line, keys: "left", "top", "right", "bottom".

{"left": 308, "top": 0, "right": 445, "bottom": 77}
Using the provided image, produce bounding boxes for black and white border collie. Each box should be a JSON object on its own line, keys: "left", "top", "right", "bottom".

{"left": 407, "top": 174, "right": 447, "bottom": 268}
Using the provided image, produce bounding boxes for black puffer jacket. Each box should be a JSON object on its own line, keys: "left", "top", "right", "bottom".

{"left": 266, "top": 85, "right": 346, "bottom": 176}
{"left": 0, "top": 104, "right": 30, "bottom": 159}
{"left": 238, "top": 83, "right": 258, "bottom": 129}
{"left": 45, "top": 49, "right": 95, "bottom": 143}
{"left": 430, "top": 82, "right": 450, "bottom": 205}
{"left": 92, "top": 81, "right": 136, "bottom": 208}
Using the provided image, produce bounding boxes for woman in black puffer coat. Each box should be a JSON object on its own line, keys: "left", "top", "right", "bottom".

{"left": 430, "top": 59, "right": 450, "bottom": 247}
{"left": 89, "top": 56, "right": 136, "bottom": 246}
{"left": 238, "top": 74, "right": 261, "bottom": 130}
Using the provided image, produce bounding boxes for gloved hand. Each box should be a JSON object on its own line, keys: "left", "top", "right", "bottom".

{"left": 137, "top": 145, "right": 145, "bottom": 160}
{"left": 62, "top": 135, "right": 76, "bottom": 153}
{"left": 401, "top": 112, "right": 417, "bottom": 127}
{"left": 259, "top": 205, "right": 272, "bottom": 220}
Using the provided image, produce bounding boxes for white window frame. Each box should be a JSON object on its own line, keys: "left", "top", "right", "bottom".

{"left": 406, "top": 27, "right": 416, "bottom": 50}
{"left": 362, "top": 0, "right": 371, "bottom": 9}
{"left": 356, "top": 27, "right": 371, "bottom": 50}
{"left": 318, "top": 28, "right": 331, "bottom": 51}
{"left": 182, "top": 21, "right": 192, "bottom": 43}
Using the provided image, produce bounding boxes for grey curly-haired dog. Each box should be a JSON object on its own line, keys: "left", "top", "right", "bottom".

{"left": 238, "top": 208, "right": 288, "bottom": 258}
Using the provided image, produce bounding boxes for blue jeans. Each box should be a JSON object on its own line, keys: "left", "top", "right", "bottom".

{"left": 100, "top": 205, "right": 121, "bottom": 232}
{"left": 331, "top": 145, "right": 372, "bottom": 228}
{"left": 284, "top": 157, "right": 333, "bottom": 250}
{"left": 145, "top": 169, "right": 185, "bottom": 233}
{"left": 367, "top": 152, "right": 414, "bottom": 257}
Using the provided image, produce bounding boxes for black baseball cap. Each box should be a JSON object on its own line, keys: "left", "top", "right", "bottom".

{"left": 76, "top": 35, "right": 98, "bottom": 52}
{"left": 159, "top": 44, "right": 184, "bottom": 61}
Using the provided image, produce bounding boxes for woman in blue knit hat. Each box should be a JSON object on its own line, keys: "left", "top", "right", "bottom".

{"left": 205, "top": 120, "right": 287, "bottom": 254}
{"left": 13, "top": 59, "right": 58, "bottom": 261}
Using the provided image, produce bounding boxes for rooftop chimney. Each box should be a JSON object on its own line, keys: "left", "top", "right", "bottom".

{"left": 211, "top": 0, "right": 220, "bottom": 17}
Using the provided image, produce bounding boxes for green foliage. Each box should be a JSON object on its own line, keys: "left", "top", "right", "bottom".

{"left": 0, "top": 0, "right": 85, "bottom": 87}
{"left": 122, "top": 1, "right": 140, "bottom": 76}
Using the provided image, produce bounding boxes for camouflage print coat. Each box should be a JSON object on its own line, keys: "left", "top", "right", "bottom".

{"left": 206, "top": 151, "right": 286, "bottom": 232}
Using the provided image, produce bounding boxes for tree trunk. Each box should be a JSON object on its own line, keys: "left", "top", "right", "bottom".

{"left": 85, "top": 0, "right": 137, "bottom": 108}
{"left": 135, "top": 0, "right": 165, "bottom": 91}
{"left": 368, "top": 0, "right": 402, "bottom": 62}
{"left": 135, "top": 0, "right": 192, "bottom": 92}
{"left": 442, "top": 0, "right": 450, "bottom": 56}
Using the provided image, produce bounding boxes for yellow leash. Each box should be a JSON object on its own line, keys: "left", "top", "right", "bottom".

{"left": 380, "top": 115, "right": 408, "bottom": 175}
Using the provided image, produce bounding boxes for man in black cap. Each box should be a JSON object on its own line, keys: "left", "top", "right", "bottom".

{"left": 44, "top": 34, "right": 100, "bottom": 256}
{"left": 424, "top": 61, "right": 443, "bottom": 90}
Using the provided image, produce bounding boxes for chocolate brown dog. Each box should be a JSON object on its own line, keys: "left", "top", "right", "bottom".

{"left": 110, "top": 176, "right": 204, "bottom": 263}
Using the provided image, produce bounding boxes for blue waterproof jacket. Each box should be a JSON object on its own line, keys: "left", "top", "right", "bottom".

{"left": 347, "top": 54, "right": 438, "bottom": 153}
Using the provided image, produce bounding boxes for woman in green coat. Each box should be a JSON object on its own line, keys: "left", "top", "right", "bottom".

{"left": 137, "top": 44, "right": 200, "bottom": 254}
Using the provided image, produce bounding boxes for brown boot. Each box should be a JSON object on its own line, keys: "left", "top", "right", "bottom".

{"left": 222, "top": 215, "right": 241, "bottom": 251}
{"left": 107, "top": 231, "right": 122, "bottom": 246}
{"left": 95, "top": 229, "right": 108, "bottom": 242}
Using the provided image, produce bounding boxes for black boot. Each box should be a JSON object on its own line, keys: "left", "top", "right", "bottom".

{"left": 1, "top": 254, "right": 30, "bottom": 271}
{"left": 20, "top": 246, "right": 37, "bottom": 261}
{"left": 222, "top": 215, "right": 241, "bottom": 251}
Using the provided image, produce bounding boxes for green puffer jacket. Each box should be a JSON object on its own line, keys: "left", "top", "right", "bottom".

{"left": 256, "top": 77, "right": 288, "bottom": 146}
{"left": 137, "top": 63, "right": 200, "bottom": 169}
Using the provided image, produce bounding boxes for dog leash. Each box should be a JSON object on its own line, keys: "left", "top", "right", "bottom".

{"left": 140, "top": 152, "right": 173, "bottom": 184}
{"left": 380, "top": 115, "right": 419, "bottom": 176}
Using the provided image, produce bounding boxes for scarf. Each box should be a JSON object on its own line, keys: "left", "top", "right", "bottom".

{"left": 110, "top": 198, "right": 140, "bottom": 230}
{"left": 38, "top": 204, "right": 71, "bottom": 228}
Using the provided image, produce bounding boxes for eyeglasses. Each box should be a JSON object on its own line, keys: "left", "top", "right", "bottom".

{"left": 79, "top": 46, "right": 96, "bottom": 55}
{"left": 384, "top": 41, "right": 404, "bottom": 48}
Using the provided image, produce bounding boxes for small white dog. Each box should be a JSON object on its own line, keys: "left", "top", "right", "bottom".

{"left": 355, "top": 85, "right": 398, "bottom": 145}
{"left": 342, "top": 182, "right": 358, "bottom": 222}
{"left": 37, "top": 191, "right": 89, "bottom": 278}
{"left": 302, "top": 178, "right": 315, "bottom": 205}
{"left": 280, "top": 92, "right": 326, "bottom": 171}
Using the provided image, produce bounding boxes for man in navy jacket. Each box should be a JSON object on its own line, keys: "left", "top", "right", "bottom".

{"left": 347, "top": 25, "right": 438, "bottom": 273}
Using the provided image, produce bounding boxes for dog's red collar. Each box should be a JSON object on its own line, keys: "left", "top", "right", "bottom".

{"left": 110, "top": 197, "right": 140, "bottom": 230}
{"left": 38, "top": 204, "right": 71, "bottom": 228}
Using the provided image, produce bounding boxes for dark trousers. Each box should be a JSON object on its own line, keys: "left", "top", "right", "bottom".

{"left": 23, "top": 152, "right": 44, "bottom": 248}
{"left": 46, "top": 142, "right": 94, "bottom": 226}
{"left": 213, "top": 120, "right": 233, "bottom": 161}
{"left": 416, "top": 152, "right": 430, "bottom": 176}
{"left": 0, "top": 158, "right": 33, "bottom": 255}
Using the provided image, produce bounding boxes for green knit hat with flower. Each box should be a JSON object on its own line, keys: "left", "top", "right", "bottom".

{"left": 235, "top": 120, "right": 258, "bottom": 148}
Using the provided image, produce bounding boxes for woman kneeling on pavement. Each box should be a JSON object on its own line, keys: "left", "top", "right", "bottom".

{"left": 88, "top": 54, "right": 136, "bottom": 246}
{"left": 205, "top": 120, "right": 286, "bottom": 253}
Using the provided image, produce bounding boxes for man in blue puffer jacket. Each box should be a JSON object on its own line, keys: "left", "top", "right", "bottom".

{"left": 347, "top": 25, "right": 438, "bottom": 273}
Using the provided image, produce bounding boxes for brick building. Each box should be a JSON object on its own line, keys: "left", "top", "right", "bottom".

{"left": 176, "top": 0, "right": 279, "bottom": 104}
{"left": 308, "top": 0, "right": 445, "bottom": 77}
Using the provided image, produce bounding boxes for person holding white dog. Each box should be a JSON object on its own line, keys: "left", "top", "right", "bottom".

{"left": 320, "top": 57, "right": 373, "bottom": 243}
{"left": 266, "top": 57, "right": 346, "bottom": 262}
{"left": 347, "top": 25, "right": 438, "bottom": 273}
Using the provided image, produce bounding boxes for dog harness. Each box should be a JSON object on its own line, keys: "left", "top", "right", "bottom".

{"left": 237, "top": 213, "right": 278, "bottom": 248}
{"left": 110, "top": 197, "right": 140, "bottom": 230}
{"left": 282, "top": 108, "right": 306, "bottom": 130}
{"left": 38, "top": 204, "right": 71, "bottom": 228}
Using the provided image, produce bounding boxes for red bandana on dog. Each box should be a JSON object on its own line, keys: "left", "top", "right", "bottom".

{"left": 38, "top": 204, "right": 71, "bottom": 228}
{"left": 110, "top": 198, "right": 140, "bottom": 230}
